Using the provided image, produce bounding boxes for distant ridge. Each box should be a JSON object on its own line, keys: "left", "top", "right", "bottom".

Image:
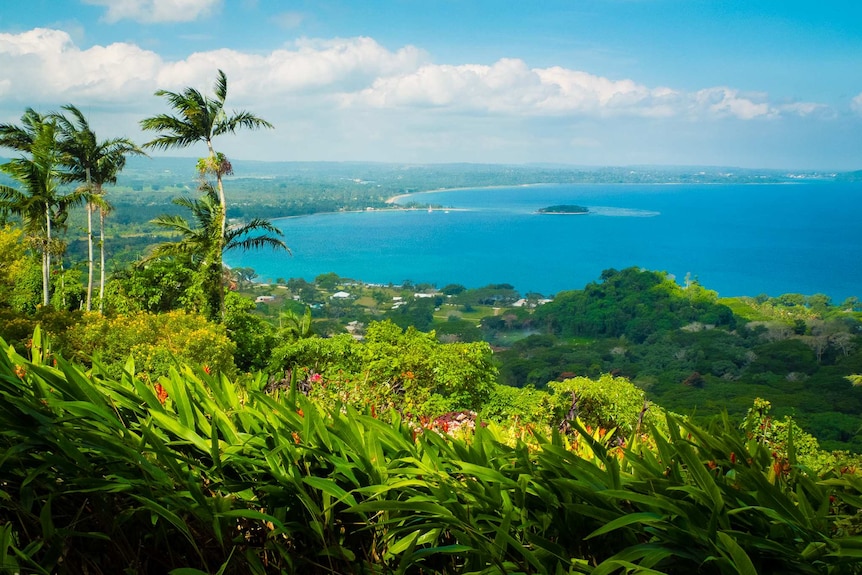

{"left": 110, "top": 156, "right": 849, "bottom": 187}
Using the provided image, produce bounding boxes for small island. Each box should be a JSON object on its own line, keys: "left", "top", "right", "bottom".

{"left": 537, "top": 204, "right": 589, "bottom": 214}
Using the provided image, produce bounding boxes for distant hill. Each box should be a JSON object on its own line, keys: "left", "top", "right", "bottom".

{"left": 113, "top": 156, "right": 849, "bottom": 189}
{"left": 1, "top": 155, "right": 853, "bottom": 190}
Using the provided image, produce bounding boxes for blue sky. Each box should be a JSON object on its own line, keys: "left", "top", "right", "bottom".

{"left": 1, "top": 0, "right": 861, "bottom": 169}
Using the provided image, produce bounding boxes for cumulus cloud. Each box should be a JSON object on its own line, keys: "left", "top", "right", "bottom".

{"left": 0, "top": 29, "right": 423, "bottom": 107}
{"left": 83, "top": 0, "right": 221, "bottom": 23}
{"left": 778, "top": 101, "right": 830, "bottom": 117}
{"left": 691, "top": 87, "right": 778, "bottom": 120}
{"left": 341, "top": 58, "right": 682, "bottom": 118}
{"left": 153, "top": 37, "right": 426, "bottom": 100}
{"left": 0, "top": 26, "right": 827, "bottom": 127}
{"left": 0, "top": 28, "right": 162, "bottom": 103}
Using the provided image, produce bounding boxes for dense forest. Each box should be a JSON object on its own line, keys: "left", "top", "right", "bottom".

{"left": 3, "top": 76, "right": 862, "bottom": 573}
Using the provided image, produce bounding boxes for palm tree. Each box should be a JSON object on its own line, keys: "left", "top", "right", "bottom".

{"left": 54, "top": 104, "right": 145, "bottom": 312}
{"left": 150, "top": 184, "right": 288, "bottom": 320}
{"left": 0, "top": 111, "right": 84, "bottom": 306}
{"left": 140, "top": 70, "right": 273, "bottom": 237}
{"left": 279, "top": 307, "right": 314, "bottom": 340}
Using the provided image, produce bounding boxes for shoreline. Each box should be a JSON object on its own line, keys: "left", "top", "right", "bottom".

{"left": 385, "top": 183, "right": 547, "bottom": 205}
{"left": 382, "top": 179, "right": 808, "bottom": 205}
{"left": 268, "top": 204, "right": 470, "bottom": 223}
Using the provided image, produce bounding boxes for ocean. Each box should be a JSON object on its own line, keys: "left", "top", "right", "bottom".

{"left": 224, "top": 182, "right": 862, "bottom": 300}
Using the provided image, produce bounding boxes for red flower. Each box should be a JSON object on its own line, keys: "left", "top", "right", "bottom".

{"left": 154, "top": 383, "right": 168, "bottom": 404}
{"left": 730, "top": 452, "right": 737, "bottom": 464}
{"left": 203, "top": 365, "right": 212, "bottom": 375}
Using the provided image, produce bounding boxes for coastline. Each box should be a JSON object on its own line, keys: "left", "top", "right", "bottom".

{"left": 268, "top": 204, "right": 469, "bottom": 224}
{"left": 385, "top": 183, "right": 548, "bottom": 205}
{"left": 384, "top": 180, "right": 806, "bottom": 204}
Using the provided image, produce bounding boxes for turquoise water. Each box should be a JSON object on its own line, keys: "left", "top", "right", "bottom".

{"left": 225, "top": 182, "right": 862, "bottom": 300}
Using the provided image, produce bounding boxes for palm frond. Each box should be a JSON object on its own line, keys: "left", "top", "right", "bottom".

{"left": 216, "top": 111, "right": 274, "bottom": 136}
{"left": 214, "top": 69, "right": 228, "bottom": 105}
{"left": 0, "top": 108, "right": 43, "bottom": 151}
{"left": 151, "top": 214, "right": 197, "bottom": 235}
{"left": 226, "top": 234, "right": 289, "bottom": 253}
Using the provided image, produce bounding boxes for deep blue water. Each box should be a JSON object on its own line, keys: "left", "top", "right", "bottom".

{"left": 225, "top": 182, "right": 862, "bottom": 300}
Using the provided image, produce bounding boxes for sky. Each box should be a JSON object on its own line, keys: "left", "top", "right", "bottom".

{"left": 1, "top": 0, "right": 861, "bottom": 170}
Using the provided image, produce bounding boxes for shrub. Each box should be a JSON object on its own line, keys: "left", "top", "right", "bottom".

{"left": 65, "top": 310, "right": 236, "bottom": 378}
{"left": 269, "top": 320, "right": 497, "bottom": 416}
{"left": 2, "top": 334, "right": 862, "bottom": 574}
{"left": 549, "top": 373, "right": 662, "bottom": 435}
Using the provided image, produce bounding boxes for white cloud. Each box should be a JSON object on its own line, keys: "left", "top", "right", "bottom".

{"left": 342, "top": 58, "right": 680, "bottom": 117}
{"left": 151, "top": 37, "right": 427, "bottom": 101}
{"left": 343, "top": 60, "right": 810, "bottom": 122}
{"left": 0, "top": 27, "right": 822, "bottom": 124}
{"left": 0, "top": 28, "right": 162, "bottom": 103}
{"left": 691, "top": 87, "right": 778, "bottom": 120}
{"left": 852, "top": 93, "right": 862, "bottom": 115}
{"left": 271, "top": 11, "right": 305, "bottom": 29}
{"left": 778, "top": 101, "right": 829, "bottom": 117}
{"left": 0, "top": 26, "right": 843, "bottom": 167}
{"left": 83, "top": 0, "right": 221, "bottom": 23}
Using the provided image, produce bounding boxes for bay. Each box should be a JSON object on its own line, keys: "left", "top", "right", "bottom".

{"left": 225, "top": 182, "right": 862, "bottom": 300}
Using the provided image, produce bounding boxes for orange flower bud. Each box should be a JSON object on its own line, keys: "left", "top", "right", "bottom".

{"left": 153, "top": 383, "right": 168, "bottom": 404}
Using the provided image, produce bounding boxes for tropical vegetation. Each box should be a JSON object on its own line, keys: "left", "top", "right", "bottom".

{"left": 1, "top": 76, "right": 862, "bottom": 573}
{"left": 3, "top": 329, "right": 862, "bottom": 574}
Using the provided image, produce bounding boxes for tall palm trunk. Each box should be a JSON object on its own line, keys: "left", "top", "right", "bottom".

{"left": 99, "top": 206, "right": 106, "bottom": 313}
{"left": 205, "top": 140, "right": 227, "bottom": 320}
{"left": 85, "top": 167, "right": 94, "bottom": 311}
{"left": 43, "top": 201, "right": 51, "bottom": 306}
{"left": 205, "top": 140, "right": 227, "bottom": 238}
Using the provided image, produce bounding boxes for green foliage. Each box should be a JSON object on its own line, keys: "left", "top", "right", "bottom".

{"left": 384, "top": 295, "right": 435, "bottom": 331}
{"left": 434, "top": 317, "right": 484, "bottom": 342}
{"left": 104, "top": 257, "right": 196, "bottom": 314}
{"left": 314, "top": 271, "right": 341, "bottom": 290}
{"left": 481, "top": 383, "right": 554, "bottom": 424}
{"left": 549, "top": 373, "right": 662, "bottom": 435}
{"left": 534, "top": 267, "right": 736, "bottom": 342}
{"left": 223, "top": 292, "right": 276, "bottom": 372}
{"left": 48, "top": 267, "right": 85, "bottom": 311}
{"left": 748, "top": 338, "right": 818, "bottom": 375}
{"left": 0, "top": 225, "right": 41, "bottom": 312}
{"left": 741, "top": 398, "right": 833, "bottom": 470}
{"left": 64, "top": 310, "right": 236, "bottom": 379}
{"left": 537, "top": 204, "right": 589, "bottom": 213}
{"left": 2, "top": 337, "right": 862, "bottom": 573}
{"left": 454, "top": 283, "right": 521, "bottom": 307}
{"left": 269, "top": 320, "right": 497, "bottom": 415}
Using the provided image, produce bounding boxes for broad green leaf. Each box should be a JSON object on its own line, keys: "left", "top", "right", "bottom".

{"left": 716, "top": 531, "right": 758, "bottom": 575}
{"left": 586, "top": 512, "right": 663, "bottom": 540}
